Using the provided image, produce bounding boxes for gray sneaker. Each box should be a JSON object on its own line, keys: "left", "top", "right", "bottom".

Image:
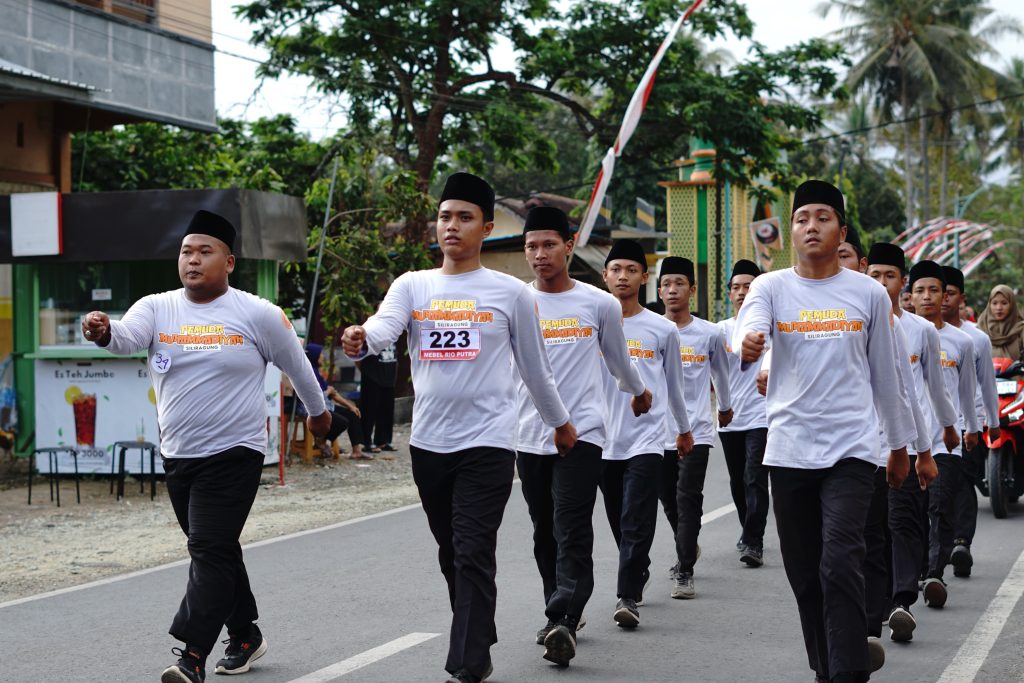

{"left": 671, "top": 571, "right": 695, "bottom": 599}
{"left": 888, "top": 606, "right": 916, "bottom": 642}
{"left": 542, "top": 624, "right": 576, "bottom": 666}
{"left": 613, "top": 598, "right": 640, "bottom": 628}
{"left": 867, "top": 636, "right": 885, "bottom": 672}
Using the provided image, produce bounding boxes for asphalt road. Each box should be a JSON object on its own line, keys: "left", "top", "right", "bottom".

{"left": 2, "top": 444, "right": 1023, "bottom": 682}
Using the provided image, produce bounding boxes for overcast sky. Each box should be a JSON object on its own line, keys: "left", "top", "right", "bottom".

{"left": 213, "top": 0, "right": 1024, "bottom": 138}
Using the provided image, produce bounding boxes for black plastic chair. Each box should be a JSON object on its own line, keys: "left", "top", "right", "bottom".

{"left": 111, "top": 441, "right": 159, "bottom": 501}
{"left": 29, "top": 447, "right": 80, "bottom": 506}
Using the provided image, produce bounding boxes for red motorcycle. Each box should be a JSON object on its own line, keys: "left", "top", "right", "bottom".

{"left": 982, "top": 357, "right": 1024, "bottom": 518}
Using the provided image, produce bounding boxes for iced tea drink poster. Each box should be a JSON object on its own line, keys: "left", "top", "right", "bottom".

{"left": 34, "top": 358, "right": 282, "bottom": 474}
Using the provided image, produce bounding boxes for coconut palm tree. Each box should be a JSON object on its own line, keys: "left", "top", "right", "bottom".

{"left": 994, "top": 57, "right": 1024, "bottom": 180}
{"left": 820, "top": 0, "right": 1017, "bottom": 225}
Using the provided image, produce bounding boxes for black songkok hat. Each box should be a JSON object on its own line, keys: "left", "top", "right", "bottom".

{"left": 909, "top": 260, "right": 946, "bottom": 288}
{"left": 730, "top": 259, "right": 761, "bottom": 283}
{"left": 523, "top": 206, "right": 572, "bottom": 240}
{"left": 868, "top": 242, "right": 907, "bottom": 274}
{"left": 942, "top": 266, "right": 966, "bottom": 293}
{"left": 605, "top": 239, "right": 648, "bottom": 271}
{"left": 793, "top": 179, "right": 846, "bottom": 224}
{"left": 843, "top": 224, "right": 864, "bottom": 258}
{"left": 439, "top": 172, "right": 495, "bottom": 221}
{"left": 185, "top": 210, "right": 236, "bottom": 253}
{"left": 659, "top": 256, "right": 695, "bottom": 284}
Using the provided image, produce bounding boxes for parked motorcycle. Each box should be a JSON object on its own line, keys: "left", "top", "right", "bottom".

{"left": 982, "top": 358, "right": 1024, "bottom": 518}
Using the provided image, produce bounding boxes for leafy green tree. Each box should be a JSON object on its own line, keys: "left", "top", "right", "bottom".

{"left": 238, "top": 0, "right": 845, "bottom": 224}
{"left": 994, "top": 58, "right": 1024, "bottom": 179}
{"left": 70, "top": 119, "right": 431, "bottom": 328}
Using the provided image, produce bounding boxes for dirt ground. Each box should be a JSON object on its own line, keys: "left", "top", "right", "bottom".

{"left": 0, "top": 425, "right": 420, "bottom": 603}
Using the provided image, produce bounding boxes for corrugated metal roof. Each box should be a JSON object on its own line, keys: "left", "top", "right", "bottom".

{"left": 0, "top": 58, "right": 96, "bottom": 92}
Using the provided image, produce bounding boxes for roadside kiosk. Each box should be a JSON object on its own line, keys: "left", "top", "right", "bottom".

{"left": 0, "top": 188, "right": 306, "bottom": 475}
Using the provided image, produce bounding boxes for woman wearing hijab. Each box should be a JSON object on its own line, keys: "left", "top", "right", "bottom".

{"left": 976, "top": 285, "right": 1024, "bottom": 360}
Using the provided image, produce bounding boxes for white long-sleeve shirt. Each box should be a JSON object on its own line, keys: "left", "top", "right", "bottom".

{"left": 356, "top": 268, "right": 569, "bottom": 453}
{"left": 899, "top": 312, "right": 959, "bottom": 436}
{"left": 604, "top": 308, "right": 690, "bottom": 460}
{"left": 106, "top": 287, "right": 326, "bottom": 458}
{"left": 718, "top": 317, "right": 768, "bottom": 433}
{"left": 665, "top": 316, "right": 732, "bottom": 447}
{"left": 515, "top": 281, "right": 644, "bottom": 455}
{"left": 931, "top": 322, "right": 981, "bottom": 455}
{"left": 962, "top": 320, "right": 1000, "bottom": 429}
{"left": 877, "top": 315, "right": 933, "bottom": 462}
{"left": 732, "top": 267, "right": 916, "bottom": 469}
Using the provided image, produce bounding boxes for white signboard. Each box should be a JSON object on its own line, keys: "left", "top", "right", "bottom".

{"left": 11, "top": 192, "right": 62, "bottom": 256}
{"left": 34, "top": 358, "right": 282, "bottom": 475}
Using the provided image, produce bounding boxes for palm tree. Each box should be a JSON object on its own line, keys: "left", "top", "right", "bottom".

{"left": 820, "top": 0, "right": 1017, "bottom": 225}
{"left": 994, "top": 57, "right": 1024, "bottom": 180}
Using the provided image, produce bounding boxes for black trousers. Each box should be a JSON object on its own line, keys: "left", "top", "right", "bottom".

{"left": 600, "top": 453, "right": 662, "bottom": 600}
{"left": 889, "top": 454, "right": 928, "bottom": 608}
{"left": 517, "top": 441, "right": 604, "bottom": 622}
{"left": 771, "top": 458, "right": 875, "bottom": 682}
{"left": 164, "top": 447, "right": 264, "bottom": 655}
{"left": 410, "top": 446, "right": 514, "bottom": 679}
{"left": 954, "top": 438, "right": 985, "bottom": 544}
{"left": 720, "top": 429, "right": 770, "bottom": 549}
{"left": 928, "top": 453, "right": 962, "bottom": 579}
{"left": 330, "top": 406, "right": 364, "bottom": 449}
{"left": 675, "top": 445, "right": 711, "bottom": 573}
{"left": 658, "top": 449, "right": 680, "bottom": 537}
{"left": 360, "top": 380, "right": 395, "bottom": 447}
{"left": 863, "top": 467, "right": 890, "bottom": 638}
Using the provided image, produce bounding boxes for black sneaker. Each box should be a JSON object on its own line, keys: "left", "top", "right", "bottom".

{"left": 951, "top": 542, "right": 973, "bottom": 578}
{"left": 542, "top": 622, "right": 577, "bottom": 666}
{"left": 668, "top": 561, "right": 680, "bottom": 580}
{"left": 215, "top": 623, "right": 267, "bottom": 674}
{"left": 444, "top": 660, "right": 492, "bottom": 683}
{"left": 161, "top": 647, "right": 205, "bottom": 683}
{"left": 536, "top": 619, "right": 557, "bottom": 645}
{"left": 888, "top": 605, "right": 916, "bottom": 642}
{"left": 923, "top": 577, "right": 948, "bottom": 608}
{"left": 740, "top": 545, "right": 764, "bottom": 568}
{"left": 613, "top": 598, "right": 640, "bottom": 628}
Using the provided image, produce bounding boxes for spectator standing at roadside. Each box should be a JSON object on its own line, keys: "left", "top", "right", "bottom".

{"left": 977, "top": 285, "right": 1024, "bottom": 360}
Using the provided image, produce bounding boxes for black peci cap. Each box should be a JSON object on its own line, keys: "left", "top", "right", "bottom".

{"left": 439, "top": 172, "right": 495, "bottom": 221}
{"left": 942, "top": 266, "right": 965, "bottom": 293}
{"left": 659, "top": 256, "right": 695, "bottom": 285}
{"left": 523, "top": 206, "right": 572, "bottom": 240}
{"left": 908, "top": 260, "right": 946, "bottom": 288}
{"left": 793, "top": 179, "right": 846, "bottom": 224}
{"left": 184, "top": 210, "right": 236, "bottom": 253}
{"left": 868, "top": 242, "right": 907, "bottom": 273}
{"left": 605, "top": 239, "right": 648, "bottom": 271}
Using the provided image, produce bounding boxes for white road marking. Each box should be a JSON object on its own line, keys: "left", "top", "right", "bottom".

{"left": 701, "top": 502, "right": 737, "bottom": 525}
{"left": 935, "top": 544, "right": 1024, "bottom": 683}
{"left": 0, "top": 502, "right": 422, "bottom": 609}
{"left": 285, "top": 632, "right": 441, "bottom": 682}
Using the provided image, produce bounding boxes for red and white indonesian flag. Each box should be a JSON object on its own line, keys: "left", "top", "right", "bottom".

{"left": 576, "top": 0, "right": 707, "bottom": 247}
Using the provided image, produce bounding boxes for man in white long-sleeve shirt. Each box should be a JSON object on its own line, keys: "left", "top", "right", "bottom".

{"left": 341, "top": 173, "right": 575, "bottom": 683}
{"left": 735, "top": 180, "right": 915, "bottom": 683}
{"left": 514, "top": 206, "right": 650, "bottom": 666}
{"left": 82, "top": 210, "right": 331, "bottom": 683}
{"left": 599, "top": 239, "right": 693, "bottom": 630}
{"left": 718, "top": 259, "right": 771, "bottom": 567}
{"left": 941, "top": 266, "right": 1000, "bottom": 578}
{"left": 909, "top": 260, "right": 980, "bottom": 610}
{"left": 865, "top": 243, "right": 939, "bottom": 645}
{"left": 655, "top": 256, "right": 733, "bottom": 600}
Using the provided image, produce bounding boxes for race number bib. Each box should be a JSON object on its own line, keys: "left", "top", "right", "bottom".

{"left": 151, "top": 351, "right": 172, "bottom": 374}
{"left": 419, "top": 328, "right": 481, "bottom": 361}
